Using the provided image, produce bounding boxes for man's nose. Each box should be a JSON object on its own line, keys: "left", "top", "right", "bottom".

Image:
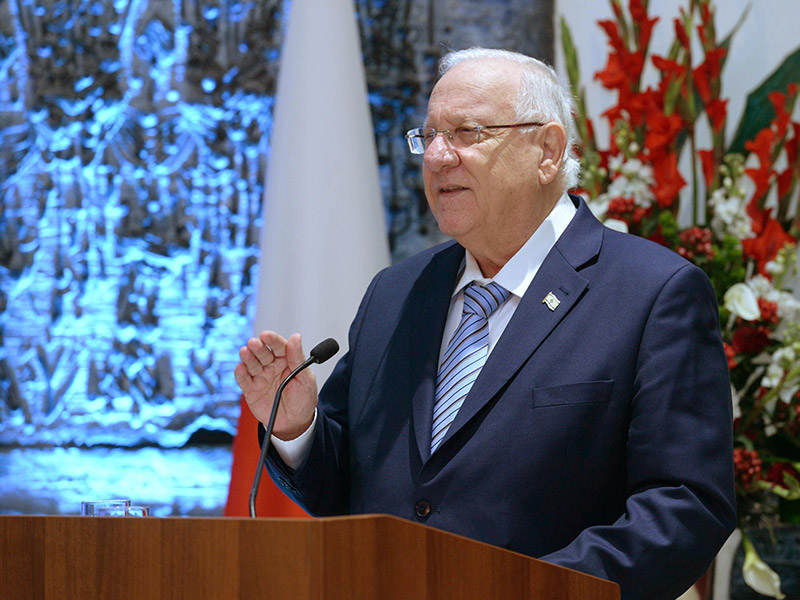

{"left": 423, "top": 134, "right": 460, "bottom": 171}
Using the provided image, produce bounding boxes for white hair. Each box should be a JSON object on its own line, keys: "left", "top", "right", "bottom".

{"left": 438, "top": 48, "right": 581, "bottom": 191}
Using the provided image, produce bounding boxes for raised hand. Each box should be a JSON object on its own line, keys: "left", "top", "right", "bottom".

{"left": 234, "top": 331, "right": 318, "bottom": 440}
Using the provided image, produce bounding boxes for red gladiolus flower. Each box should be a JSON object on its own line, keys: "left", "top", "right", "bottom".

{"left": 723, "top": 343, "right": 737, "bottom": 370}
{"left": 704, "top": 47, "right": 726, "bottom": 80}
{"left": 623, "top": 50, "right": 646, "bottom": 86}
{"left": 705, "top": 98, "right": 728, "bottom": 132}
{"left": 768, "top": 90, "right": 790, "bottom": 137}
{"left": 693, "top": 48, "right": 727, "bottom": 104}
{"left": 596, "top": 53, "right": 628, "bottom": 91}
{"left": 745, "top": 127, "right": 776, "bottom": 167}
{"left": 744, "top": 127, "right": 776, "bottom": 205}
{"left": 786, "top": 123, "right": 799, "bottom": 166}
{"left": 698, "top": 149, "right": 715, "bottom": 188}
{"left": 626, "top": 88, "right": 661, "bottom": 127}
{"left": 696, "top": 23, "right": 709, "bottom": 48}
{"left": 699, "top": 3, "right": 713, "bottom": 26}
{"left": 598, "top": 20, "right": 627, "bottom": 57}
{"left": 745, "top": 166, "right": 773, "bottom": 205}
{"left": 732, "top": 325, "right": 771, "bottom": 355}
{"left": 652, "top": 55, "right": 685, "bottom": 77}
{"left": 629, "top": 0, "right": 648, "bottom": 22}
{"left": 694, "top": 65, "right": 712, "bottom": 104}
{"left": 644, "top": 112, "right": 683, "bottom": 153}
{"left": 653, "top": 56, "right": 686, "bottom": 101}
{"left": 741, "top": 217, "right": 796, "bottom": 277}
{"left": 637, "top": 15, "right": 660, "bottom": 49}
{"left": 778, "top": 168, "right": 793, "bottom": 199}
{"left": 651, "top": 153, "right": 686, "bottom": 208}
{"left": 673, "top": 17, "right": 690, "bottom": 49}
{"left": 746, "top": 199, "right": 770, "bottom": 237}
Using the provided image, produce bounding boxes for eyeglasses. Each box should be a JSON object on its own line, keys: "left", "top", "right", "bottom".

{"left": 404, "top": 122, "right": 546, "bottom": 155}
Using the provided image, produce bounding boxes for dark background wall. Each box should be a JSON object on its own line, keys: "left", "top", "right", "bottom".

{"left": 0, "top": 0, "right": 553, "bottom": 516}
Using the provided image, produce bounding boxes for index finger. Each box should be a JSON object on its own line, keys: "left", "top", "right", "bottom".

{"left": 258, "top": 330, "right": 289, "bottom": 358}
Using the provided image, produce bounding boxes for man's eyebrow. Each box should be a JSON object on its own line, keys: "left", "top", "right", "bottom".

{"left": 423, "top": 115, "right": 480, "bottom": 128}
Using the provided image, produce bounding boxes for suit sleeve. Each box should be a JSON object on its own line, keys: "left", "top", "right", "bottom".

{"left": 539, "top": 263, "right": 737, "bottom": 600}
{"left": 263, "top": 268, "right": 386, "bottom": 515}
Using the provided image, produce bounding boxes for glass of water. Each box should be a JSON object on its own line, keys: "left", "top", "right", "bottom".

{"left": 81, "top": 499, "right": 131, "bottom": 516}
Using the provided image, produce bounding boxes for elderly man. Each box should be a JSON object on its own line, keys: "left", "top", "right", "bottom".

{"left": 235, "top": 48, "right": 736, "bottom": 599}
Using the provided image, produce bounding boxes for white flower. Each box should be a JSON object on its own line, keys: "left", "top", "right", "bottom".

{"left": 604, "top": 218, "right": 629, "bottom": 233}
{"left": 748, "top": 275, "right": 777, "bottom": 299}
{"left": 724, "top": 283, "right": 761, "bottom": 321}
{"left": 709, "top": 185, "right": 754, "bottom": 241}
{"left": 778, "top": 382, "right": 798, "bottom": 404}
{"left": 765, "top": 260, "right": 781, "bottom": 275}
{"left": 744, "top": 275, "right": 800, "bottom": 325}
{"left": 588, "top": 155, "right": 658, "bottom": 219}
{"left": 608, "top": 154, "right": 624, "bottom": 172}
{"left": 730, "top": 384, "right": 742, "bottom": 419}
{"left": 742, "top": 536, "right": 785, "bottom": 599}
{"left": 605, "top": 156, "right": 656, "bottom": 208}
{"left": 586, "top": 195, "right": 610, "bottom": 219}
{"left": 762, "top": 363, "right": 784, "bottom": 388}
{"left": 773, "top": 346, "right": 796, "bottom": 370}
{"left": 760, "top": 346, "right": 800, "bottom": 411}
{"left": 776, "top": 292, "right": 800, "bottom": 324}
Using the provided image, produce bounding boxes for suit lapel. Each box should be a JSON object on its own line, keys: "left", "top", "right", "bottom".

{"left": 438, "top": 197, "right": 604, "bottom": 450}
{"left": 409, "top": 242, "right": 465, "bottom": 463}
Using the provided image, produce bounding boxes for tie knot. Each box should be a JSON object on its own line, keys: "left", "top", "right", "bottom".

{"left": 463, "top": 282, "right": 510, "bottom": 319}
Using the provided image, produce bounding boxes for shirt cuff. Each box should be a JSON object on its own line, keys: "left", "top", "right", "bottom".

{"left": 270, "top": 408, "right": 317, "bottom": 470}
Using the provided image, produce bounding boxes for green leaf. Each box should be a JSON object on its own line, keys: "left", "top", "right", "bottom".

{"left": 783, "top": 473, "right": 800, "bottom": 498}
{"left": 718, "top": 1, "right": 751, "bottom": 60}
{"left": 728, "top": 45, "right": 800, "bottom": 155}
{"left": 560, "top": 16, "right": 581, "bottom": 90}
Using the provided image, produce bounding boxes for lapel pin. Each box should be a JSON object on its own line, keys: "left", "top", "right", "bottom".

{"left": 542, "top": 292, "right": 561, "bottom": 312}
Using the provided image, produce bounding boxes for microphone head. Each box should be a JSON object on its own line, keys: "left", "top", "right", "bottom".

{"left": 309, "top": 338, "right": 339, "bottom": 364}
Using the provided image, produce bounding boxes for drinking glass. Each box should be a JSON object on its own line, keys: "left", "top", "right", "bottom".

{"left": 81, "top": 499, "right": 131, "bottom": 516}
{"left": 124, "top": 506, "right": 151, "bottom": 517}
{"left": 92, "top": 504, "right": 151, "bottom": 517}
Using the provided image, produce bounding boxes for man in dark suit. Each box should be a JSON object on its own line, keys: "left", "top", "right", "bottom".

{"left": 235, "top": 48, "right": 736, "bottom": 599}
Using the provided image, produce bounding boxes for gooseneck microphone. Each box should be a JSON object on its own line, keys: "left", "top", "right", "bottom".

{"left": 249, "top": 337, "right": 339, "bottom": 518}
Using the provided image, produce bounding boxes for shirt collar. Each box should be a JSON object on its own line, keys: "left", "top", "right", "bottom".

{"left": 452, "top": 192, "right": 577, "bottom": 299}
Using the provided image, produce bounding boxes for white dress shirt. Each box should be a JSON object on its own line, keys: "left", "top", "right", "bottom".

{"left": 272, "top": 193, "right": 577, "bottom": 469}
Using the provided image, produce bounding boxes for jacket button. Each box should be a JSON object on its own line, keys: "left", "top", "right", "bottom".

{"left": 415, "top": 500, "right": 431, "bottom": 518}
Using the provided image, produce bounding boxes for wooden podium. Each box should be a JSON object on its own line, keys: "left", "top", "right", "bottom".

{"left": 0, "top": 514, "right": 619, "bottom": 599}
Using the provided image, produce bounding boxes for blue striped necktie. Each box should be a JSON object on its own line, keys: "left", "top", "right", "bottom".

{"left": 431, "top": 281, "right": 510, "bottom": 453}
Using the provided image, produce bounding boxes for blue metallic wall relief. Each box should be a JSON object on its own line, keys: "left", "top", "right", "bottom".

{"left": 0, "top": 0, "right": 284, "bottom": 514}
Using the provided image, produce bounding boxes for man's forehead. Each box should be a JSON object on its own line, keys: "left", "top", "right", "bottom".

{"left": 425, "top": 61, "right": 520, "bottom": 125}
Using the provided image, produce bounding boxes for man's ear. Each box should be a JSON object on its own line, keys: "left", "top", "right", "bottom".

{"left": 538, "top": 122, "right": 568, "bottom": 185}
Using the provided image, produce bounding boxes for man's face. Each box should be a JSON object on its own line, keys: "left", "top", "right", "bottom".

{"left": 423, "top": 59, "right": 544, "bottom": 263}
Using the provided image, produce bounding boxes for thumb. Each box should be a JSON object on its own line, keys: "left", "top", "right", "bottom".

{"left": 285, "top": 333, "right": 307, "bottom": 371}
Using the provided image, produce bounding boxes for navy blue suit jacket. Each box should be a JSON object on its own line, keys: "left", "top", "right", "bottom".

{"left": 266, "top": 196, "right": 736, "bottom": 599}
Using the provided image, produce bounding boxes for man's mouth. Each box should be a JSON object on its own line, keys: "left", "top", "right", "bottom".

{"left": 440, "top": 185, "right": 469, "bottom": 194}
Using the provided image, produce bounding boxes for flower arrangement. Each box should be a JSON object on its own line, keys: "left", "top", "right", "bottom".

{"left": 561, "top": 0, "right": 800, "bottom": 596}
